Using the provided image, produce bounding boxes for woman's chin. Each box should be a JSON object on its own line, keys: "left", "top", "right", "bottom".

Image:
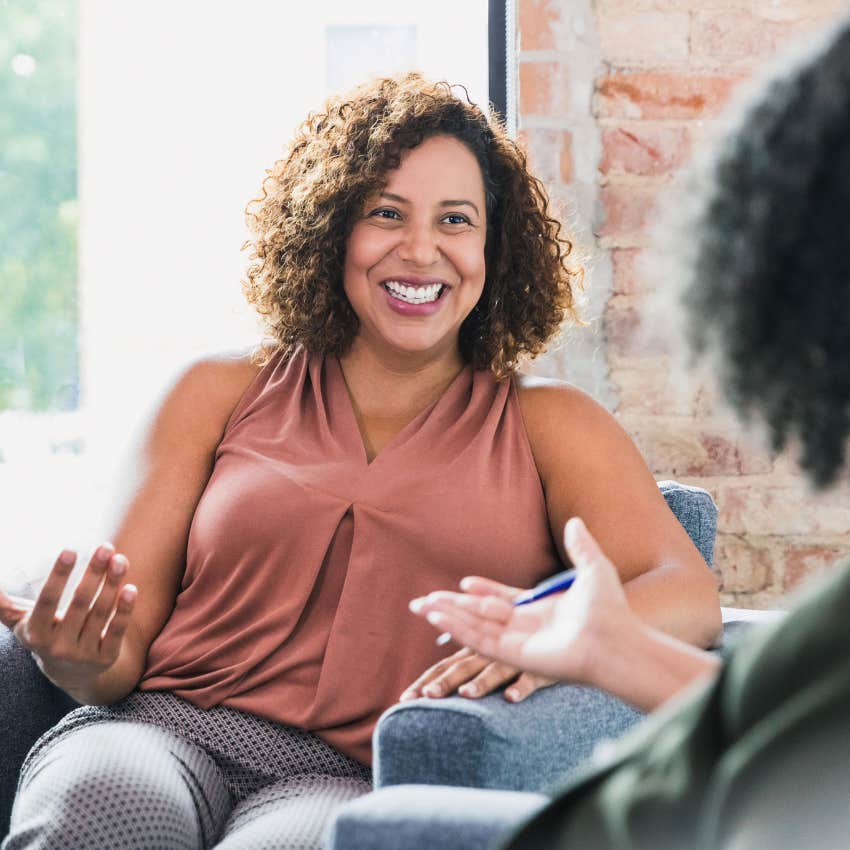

{"left": 373, "top": 328, "right": 456, "bottom": 361}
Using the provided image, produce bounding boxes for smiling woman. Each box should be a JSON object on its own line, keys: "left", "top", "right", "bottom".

{"left": 1, "top": 71, "right": 720, "bottom": 850}
{"left": 241, "top": 72, "right": 579, "bottom": 378}
{"left": 342, "top": 136, "right": 488, "bottom": 363}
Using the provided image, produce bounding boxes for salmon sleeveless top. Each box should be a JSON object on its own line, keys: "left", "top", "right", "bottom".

{"left": 140, "top": 347, "right": 561, "bottom": 763}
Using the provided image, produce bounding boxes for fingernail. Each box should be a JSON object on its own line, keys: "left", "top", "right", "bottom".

{"left": 460, "top": 684, "right": 477, "bottom": 697}
{"left": 426, "top": 612, "right": 442, "bottom": 626}
{"left": 506, "top": 688, "right": 520, "bottom": 701}
{"left": 459, "top": 578, "right": 473, "bottom": 590}
{"left": 111, "top": 555, "right": 127, "bottom": 576}
{"left": 409, "top": 598, "right": 423, "bottom": 613}
{"left": 59, "top": 550, "right": 75, "bottom": 566}
{"left": 424, "top": 684, "right": 442, "bottom": 697}
{"left": 96, "top": 544, "right": 113, "bottom": 562}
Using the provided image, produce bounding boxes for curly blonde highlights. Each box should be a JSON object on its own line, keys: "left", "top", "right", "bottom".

{"left": 243, "top": 72, "right": 582, "bottom": 378}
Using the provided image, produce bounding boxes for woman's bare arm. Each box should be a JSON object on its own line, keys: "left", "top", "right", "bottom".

{"left": 10, "top": 354, "right": 260, "bottom": 704}
{"left": 516, "top": 376, "right": 722, "bottom": 649}
{"left": 411, "top": 518, "right": 721, "bottom": 713}
{"left": 400, "top": 375, "right": 722, "bottom": 706}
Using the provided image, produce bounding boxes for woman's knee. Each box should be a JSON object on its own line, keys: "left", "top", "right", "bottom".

{"left": 216, "top": 775, "right": 370, "bottom": 850}
{"left": 6, "top": 723, "right": 230, "bottom": 850}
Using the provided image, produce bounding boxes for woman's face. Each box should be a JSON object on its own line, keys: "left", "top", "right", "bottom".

{"left": 343, "top": 134, "right": 488, "bottom": 362}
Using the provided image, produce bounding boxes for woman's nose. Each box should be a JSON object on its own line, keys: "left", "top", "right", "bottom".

{"left": 397, "top": 224, "right": 440, "bottom": 266}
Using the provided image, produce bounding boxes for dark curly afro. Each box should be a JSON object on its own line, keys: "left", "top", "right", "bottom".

{"left": 242, "top": 72, "right": 582, "bottom": 379}
{"left": 679, "top": 18, "right": 850, "bottom": 488}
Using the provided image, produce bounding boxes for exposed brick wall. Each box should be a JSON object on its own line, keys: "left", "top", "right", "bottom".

{"left": 517, "top": 0, "right": 850, "bottom": 607}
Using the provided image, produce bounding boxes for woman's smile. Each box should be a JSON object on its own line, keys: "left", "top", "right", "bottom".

{"left": 343, "top": 134, "right": 487, "bottom": 359}
{"left": 381, "top": 275, "right": 451, "bottom": 315}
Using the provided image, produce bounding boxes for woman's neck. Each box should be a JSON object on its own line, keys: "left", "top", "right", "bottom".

{"left": 338, "top": 337, "right": 466, "bottom": 421}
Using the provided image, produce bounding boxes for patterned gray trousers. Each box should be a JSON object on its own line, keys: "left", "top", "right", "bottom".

{"left": 2, "top": 691, "right": 372, "bottom": 850}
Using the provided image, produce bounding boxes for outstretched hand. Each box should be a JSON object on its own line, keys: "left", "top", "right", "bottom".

{"left": 409, "top": 517, "right": 640, "bottom": 685}
{"left": 0, "top": 545, "right": 137, "bottom": 692}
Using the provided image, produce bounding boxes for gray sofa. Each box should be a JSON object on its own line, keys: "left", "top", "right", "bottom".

{"left": 327, "top": 481, "right": 782, "bottom": 850}
{"left": 0, "top": 482, "right": 778, "bottom": 848}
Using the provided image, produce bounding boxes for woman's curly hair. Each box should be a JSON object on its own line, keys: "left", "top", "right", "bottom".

{"left": 242, "top": 72, "right": 582, "bottom": 378}
{"left": 671, "top": 18, "right": 850, "bottom": 488}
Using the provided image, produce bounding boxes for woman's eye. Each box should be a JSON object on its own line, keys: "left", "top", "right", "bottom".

{"left": 371, "top": 208, "right": 401, "bottom": 220}
{"left": 443, "top": 213, "right": 470, "bottom": 225}
{"left": 368, "top": 209, "right": 470, "bottom": 226}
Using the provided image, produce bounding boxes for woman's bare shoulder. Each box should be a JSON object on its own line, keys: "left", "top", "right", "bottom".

{"left": 513, "top": 371, "right": 609, "bottom": 427}
{"left": 513, "top": 371, "right": 624, "bottom": 476}
{"left": 188, "top": 349, "right": 264, "bottom": 393}
{"left": 148, "top": 349, "right": 265, "bottom": 450}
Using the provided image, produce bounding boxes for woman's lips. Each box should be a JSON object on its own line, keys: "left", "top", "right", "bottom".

{"left": 381, "top": 282, "right": 449, "bottom": 317}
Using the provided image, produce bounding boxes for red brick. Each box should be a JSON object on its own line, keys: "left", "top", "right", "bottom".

{"left": 595, "top": 0, "right": 694, "bottom": 11}
{"left": 560, "top": 132, "right": 573, "bottom": 183}
{"left": 611, "top": 248, "right": 641, "bottom": 294}
{"left": 600, "top": 126, "right": 692, "bottom": 177}
{"left": 719, "top": 588, "right": 786, "bottom": 609}
{"left": 519, "top": 0, "right": 558, "bottom": 51}
{"left": 783, "top": 544, "right": 846, "bottom": 593}
{"left": 598, "top": 11, "right": 689, "bottom": 67}
{"left": 717, "top": 483, "right": 849, "bottom": 537}
{"left": 604, "top": 301, "right": 670, "bottom": 358}
{"left": 714, "top": 535, "right": 774, "bottom": 593}
{"left": 597, "top": 184, "right": 664, "bottom": 242}
{"left": 609, "top": 247, "right": 667, "bottom": 296}
{"left": 691, "top": 11, "right": 796, "bottom": 67}
{"left": 594, "top": 72, "right": 744, "bottom": 120}
{"left": 702, "top": 433, "right": 771, "bottom": 475}
{"left": 519, "top": 61, "right": 569, "bottom": 117}
{"left": 518, "top": 127, "right": 560, "bottom": 185}
{"left": 620, "top": 417, "right": 773, "bottom": 477}
{"left": 610, "top": 361, "right": 696, "bottom": 416}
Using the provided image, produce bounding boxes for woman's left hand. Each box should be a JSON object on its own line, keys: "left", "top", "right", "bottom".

{"left": 399, "top": 647, "right": 554, "bottom": 702}
{"left": 399, "top": 577, "right": 556, "bottom": 703}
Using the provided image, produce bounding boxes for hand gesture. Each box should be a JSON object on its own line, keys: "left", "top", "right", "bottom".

{"left": 399, "top": 642, "right": 554, "bottom": 704}
{"left": 409, "top": 517, "right": 639, "bottom": 685}
{"left": 0, "top": 544, "right": 137, "bottom": 692}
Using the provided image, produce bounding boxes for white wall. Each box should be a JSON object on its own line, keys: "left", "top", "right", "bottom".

{"left": 78, "top": 0, "right": 489, "bottom": 445}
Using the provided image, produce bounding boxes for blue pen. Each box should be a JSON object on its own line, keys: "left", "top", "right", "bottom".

{"left": 435, "top": 568, "right": 577, "bottom": 646}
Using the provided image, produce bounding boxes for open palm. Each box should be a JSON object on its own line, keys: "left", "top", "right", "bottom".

{"left": 410, "top": 517, "right": 637, "bottom": 685}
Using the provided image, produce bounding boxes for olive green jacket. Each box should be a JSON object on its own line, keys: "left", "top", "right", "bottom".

{"left": 503, "top": 560, "right": 850, "bottom": 850}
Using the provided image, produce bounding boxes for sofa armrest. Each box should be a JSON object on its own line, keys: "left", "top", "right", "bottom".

{"left": 374, "top": 612, "right": 786, "bottom": 795}
{"left": 0, "top": 626, "right": 78, "bottom": 836}
{"left": 328, "top": 785, "right": 548, "bottom": 850}
{"left": 718, "top": 606, "right": 786, "bottom": 654}
{"left": 373, "top": 683, "right": 643, "bottom": 792}
{"left": 658, "top": 480, "right": 717, "bottom": 567}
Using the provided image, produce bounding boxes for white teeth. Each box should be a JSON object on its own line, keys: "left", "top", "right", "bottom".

{"left": 384, "top": 280, "right": 444, "bottom": 304}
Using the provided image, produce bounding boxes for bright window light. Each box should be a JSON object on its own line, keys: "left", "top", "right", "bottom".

{"left": 0, "top": 0, "right": 491, "bottom": 593}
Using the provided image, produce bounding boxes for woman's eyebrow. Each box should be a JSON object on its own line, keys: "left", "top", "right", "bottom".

{"left": 380, "top": 191, "right": 480, "bottom": 216}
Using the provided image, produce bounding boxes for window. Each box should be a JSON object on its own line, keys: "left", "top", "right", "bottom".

{"left": 1, "top": 1, "right": 78, "bottom": 416}
{"left": 1, "top": 0, "right": 504, "bottom": 592}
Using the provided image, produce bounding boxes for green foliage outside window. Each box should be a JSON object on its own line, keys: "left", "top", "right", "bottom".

{"left": 0, "top": 0, "right": 78, "bottom": 411}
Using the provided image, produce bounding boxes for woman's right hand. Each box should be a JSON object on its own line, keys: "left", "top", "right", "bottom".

{"left": 0, "top": 544, "right": 137, "bottom": 693}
